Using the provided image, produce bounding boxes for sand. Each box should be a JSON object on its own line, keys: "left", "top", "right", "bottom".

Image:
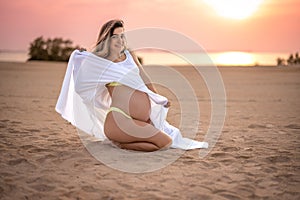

{"left": 0, "top": 61, "right": 299, "bottom": 199}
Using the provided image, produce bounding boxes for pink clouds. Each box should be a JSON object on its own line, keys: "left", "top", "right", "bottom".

{"left": 0, "top": 0, "right": 299, "bottom": 52}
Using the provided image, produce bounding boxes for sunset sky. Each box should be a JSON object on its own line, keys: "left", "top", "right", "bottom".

{"left": 0, "top": 0, "right": 299, "bottom": 53}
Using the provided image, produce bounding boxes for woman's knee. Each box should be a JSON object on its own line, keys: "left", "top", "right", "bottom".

{"left": 155, "top": 134, "right": 172, "bottom": 149}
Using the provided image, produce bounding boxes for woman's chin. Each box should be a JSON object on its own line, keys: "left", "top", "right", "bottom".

{"left": 111, "top": 47, "right": 123, "bottom": 53}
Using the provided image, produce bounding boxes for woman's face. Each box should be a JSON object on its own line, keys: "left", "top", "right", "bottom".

{"left": 110, "top": 27, "right": 125, "bottom": 54}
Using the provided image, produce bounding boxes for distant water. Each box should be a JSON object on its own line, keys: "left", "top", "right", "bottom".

{"left": 136, "top": 51, "right": 290, "bottom": 66}
{"left": 0, "top": 51, "right": 29, "bottom": 62}
{"left": 0, "top": 50, "right": 289, "bottom": 66}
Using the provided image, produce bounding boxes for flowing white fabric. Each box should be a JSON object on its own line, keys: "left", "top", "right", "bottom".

{"left": 55, "top": 50, "right": 208, "bottom": 150}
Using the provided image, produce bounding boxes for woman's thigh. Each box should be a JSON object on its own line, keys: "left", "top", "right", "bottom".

{"left": 104, "top": 112, "right": 172, "bottom": 147}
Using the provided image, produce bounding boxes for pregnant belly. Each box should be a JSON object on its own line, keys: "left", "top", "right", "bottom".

{"left": 129, "top": 90, "right": 151, "bottom": 121}
{"left": 109, "top": 86, "right": 151, "bottom": 122}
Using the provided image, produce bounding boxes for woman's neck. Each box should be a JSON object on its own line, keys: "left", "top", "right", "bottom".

{"left": 107, "top": 51, "right": 123, "bottom": 62}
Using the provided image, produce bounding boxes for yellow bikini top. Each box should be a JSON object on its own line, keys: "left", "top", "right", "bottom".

{"left": 106, "top": 81, "right": 122, "bottom": 87}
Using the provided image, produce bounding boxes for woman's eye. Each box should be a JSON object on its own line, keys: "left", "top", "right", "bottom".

{"left": 111, "top": 34, "right": 125, "bottom": 39}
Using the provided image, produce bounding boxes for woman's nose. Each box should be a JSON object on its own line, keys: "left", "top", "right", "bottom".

{"left": 118, "top": 37, "right": 124, "bottom": 44}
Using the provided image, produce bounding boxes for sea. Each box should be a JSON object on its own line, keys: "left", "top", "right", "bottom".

{"left": 0, "top": 50, "right": 290, "bottom": 66}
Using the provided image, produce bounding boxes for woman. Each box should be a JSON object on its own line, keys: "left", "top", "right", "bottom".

{"left": 93, "top": 19, "right": 172, "bottom": 151}
{"left": 55, "top": 19, "right": 208, "bottom": 152}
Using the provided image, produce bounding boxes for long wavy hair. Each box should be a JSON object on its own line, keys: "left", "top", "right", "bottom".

{"left": 93, "top": 19, "right": 127, "bottom": 58}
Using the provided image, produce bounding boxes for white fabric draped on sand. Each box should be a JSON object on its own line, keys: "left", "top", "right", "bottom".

{"left": 55, "top": 50, "right": 208, "bottom": 150}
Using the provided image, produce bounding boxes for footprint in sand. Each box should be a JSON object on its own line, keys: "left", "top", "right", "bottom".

{"left": 11, "top": 121, "right": 22, "bottom": 124}
{"left": 0, "top": 119, "right": 9, "bottom": 128}
{"left": 30, "top": 184, "right": 55, "bottom": 192}
{"left": 248, "top": 124, "right": 266, "bottom": 129}
{"left": 7, "top": 158, "right": 37, "bottom": 170}
{"left": 182, "top": 160, "right": 198, "bottom": 164}
{"left": 221, "top": 146, "right": 239, "bottom": 152}
{"left": 210, "top": 152, "right": 239, "bottom": 166}
{"left": 24, "top": 128, "right": 40, "bottom": 133}
{"left": 248, "top": 124, "right": 274, "bottom": 129}
{"left": 211, "top": 152, "right": 227, "bottom": 158}
{"left": 36, "top": 154, "right": 56, "bottom": 163}
{"left": 0, "top": 123, "right": 6, "bottom": 128}
{"left": 181, "top": 155, "right": 198, "bottom": 164}
{"left": 284, "top": 124, "right": 300, "bottom": 129}
{"left": 214, "top": 190, "right": 242, "bottom": 200}
{"left": 27, "top": 147, "right": 52, "bottom": 153}
{"left": 266, "top": 155, "right": 291, "bottom": 163}
{"left": 81, "top": 185, "right": 99, "bottom": 193}
{"left": 21, "top": 145, "right": 36, "bottom": 150}
{"left": 8, "top": 158, "right": 28, "bottom": 165}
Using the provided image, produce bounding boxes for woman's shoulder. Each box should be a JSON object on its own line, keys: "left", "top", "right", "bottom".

{"left": 125, "top": 49, "right": 142, "bottom": 66}
{"left": 124, "top": 49, "right": 134, "bottom": 56}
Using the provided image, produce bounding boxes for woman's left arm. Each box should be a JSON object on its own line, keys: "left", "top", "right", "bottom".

{"left": 129, "top": 50, "right": 171, "bottom": 108}
{"left": 129, "top": 50, "right": 158, "bottom": 93}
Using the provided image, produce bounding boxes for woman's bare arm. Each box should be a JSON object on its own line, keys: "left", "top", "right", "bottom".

{"left": 129, "top": 50, "right": 170, "bottom": 108}
{"left": 129, "top": 50, "right": 158, "bottom": 93}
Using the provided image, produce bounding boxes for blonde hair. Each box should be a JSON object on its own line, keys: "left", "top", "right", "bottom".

{"left": 93, "top": 19, "right": 126, "bottom": 58}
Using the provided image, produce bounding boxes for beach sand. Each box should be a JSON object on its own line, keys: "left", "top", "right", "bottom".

{"left": 0, "top": 61, "right": 299, "bottom": 199}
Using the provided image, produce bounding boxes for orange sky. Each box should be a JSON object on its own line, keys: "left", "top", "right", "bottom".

{"left": 0, "top": 0, "right": 299, "bottom": 52}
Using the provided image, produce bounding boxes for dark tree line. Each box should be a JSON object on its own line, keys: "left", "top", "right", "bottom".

{"left": 28, "top": 36, "right": 79, "bottom": 62}
{"left": 277, "top": 52, "right": 300, "bottom": 66}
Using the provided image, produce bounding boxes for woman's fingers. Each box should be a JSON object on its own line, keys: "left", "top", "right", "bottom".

{"left": 164, "top": 101, "right": 171, "bottom": 108}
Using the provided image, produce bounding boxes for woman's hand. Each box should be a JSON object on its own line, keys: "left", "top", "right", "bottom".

{"left": 164, "top": 101, "right": 171, "bottom": 108}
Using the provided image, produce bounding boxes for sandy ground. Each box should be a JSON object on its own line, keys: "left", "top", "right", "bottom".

{"left": 0, "top": 61, "right": 299, "bottom": 200}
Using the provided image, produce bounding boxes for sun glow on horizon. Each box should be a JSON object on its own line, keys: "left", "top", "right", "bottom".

{"left": 213, "top": 52, "right": 255, "bottom": 66}
{"left": 204, "top": 0, "right": 263, "bottom": 20}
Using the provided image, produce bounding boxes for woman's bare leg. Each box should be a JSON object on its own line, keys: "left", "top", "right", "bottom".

{"left": 104, "top": 112, "right": 172, "bottom": 151}
{"left": 117, "top": 142, "right": 160, "bottom": 152}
